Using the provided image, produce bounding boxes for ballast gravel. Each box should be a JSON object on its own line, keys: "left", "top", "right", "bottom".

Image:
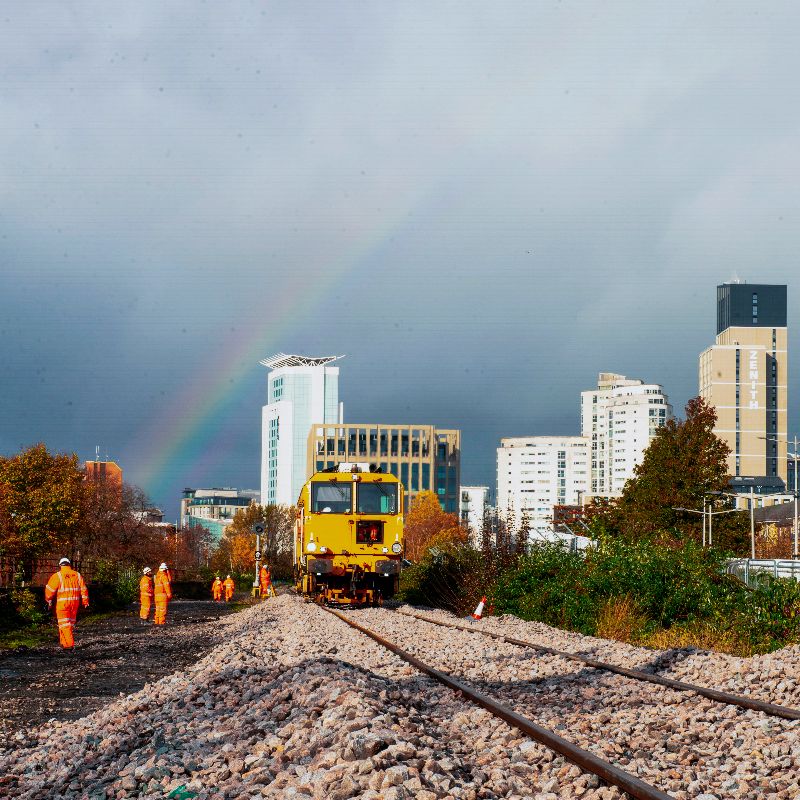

{"left": 1, "top": 596, "right": 629, "bottom": 800}
{"left": 353, "top": 606, "right": 800, "bottom": 800}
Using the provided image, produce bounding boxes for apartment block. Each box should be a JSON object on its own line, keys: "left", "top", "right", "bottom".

{"left": 496, "top": 437, "right": 590, "bottom": 528}
{"left": 580, "top": 373, "right": 672, "bottom": 497}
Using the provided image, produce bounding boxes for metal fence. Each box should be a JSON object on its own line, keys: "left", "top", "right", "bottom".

{"left": 726, "top": 558, "right": 800, "bottom": 587}
{"left": 0, "top": 557, "right": 100, "bottom": 588}
{"left": 530, "top": 527, "right": 595, "bottom": 553}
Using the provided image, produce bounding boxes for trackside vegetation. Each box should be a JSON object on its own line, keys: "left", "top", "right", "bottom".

{"left": 400, "top": 537, "right": 800, "bottom": 655}
{"left": 400, "top": 399, "right": 800, "bottom": 656}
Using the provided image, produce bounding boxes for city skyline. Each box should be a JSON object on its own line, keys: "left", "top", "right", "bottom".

{"left": 2, "top": 3, "right": 800, "bottom": 519}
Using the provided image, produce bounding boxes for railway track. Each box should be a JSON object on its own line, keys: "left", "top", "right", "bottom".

{"left": 397, "top": 608, "right": 800, "bottom": 721}
{"left": 324, "top": 605, "right": 674, "bottom": 800}
{"left": 322, "top": 604, "right": 800, "bottom": 800}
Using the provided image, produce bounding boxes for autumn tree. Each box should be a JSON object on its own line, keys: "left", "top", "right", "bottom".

{"left": 0, "top": 444, "right": 85, "bottom": 562}
{"left": 212, "top": 503, "right": 295, "bottom": 577}
{"left": 603, "top": 397, "right": 748, "bottom": 542}
{"left": 403, "top": 491, "right": 464, "bottom": 562}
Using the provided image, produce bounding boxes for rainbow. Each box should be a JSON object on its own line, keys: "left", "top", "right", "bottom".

{"left": 130, "top": 184, "right": 428, "bottom": 505}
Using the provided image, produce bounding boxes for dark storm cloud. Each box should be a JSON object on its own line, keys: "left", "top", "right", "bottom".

{"left": 1, "top": 2, "right": 799, "bottom": 514}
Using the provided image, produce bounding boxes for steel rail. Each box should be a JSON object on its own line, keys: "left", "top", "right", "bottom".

{"left": 324, "top": 606, "right": 674, "bottom": 800}
{"left": 398, "top": 610, "right": 800, "bottom": 722}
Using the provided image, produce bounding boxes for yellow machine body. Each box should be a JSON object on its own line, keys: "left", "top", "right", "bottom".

{"left": 294, "top": 464, "right": 404, "bottom": 606}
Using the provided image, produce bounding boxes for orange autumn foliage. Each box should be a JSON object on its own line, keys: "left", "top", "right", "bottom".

{"left": 403, "top": 491, "right": 465, "bottom": 562}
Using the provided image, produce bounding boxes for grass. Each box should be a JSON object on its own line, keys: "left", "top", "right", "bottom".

{"left": 0, "top": 626, "right": 54, "bottom": 651}
{"left": 594, "top": 596, "right": 649, "bottom": 642}
{"left": 641, "top": 620, "right": 747, "bottom": 656}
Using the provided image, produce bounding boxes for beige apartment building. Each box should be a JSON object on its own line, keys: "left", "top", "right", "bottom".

{"left": 699, "top": 283, "right": 788, "bottom": 484}
{"left": 307, "top": 423, "right": 461, "bottom": 513}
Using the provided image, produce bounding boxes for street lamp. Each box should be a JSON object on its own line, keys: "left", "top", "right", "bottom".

{"left": 673, "top": 505, "right": 741, "bottom": 547}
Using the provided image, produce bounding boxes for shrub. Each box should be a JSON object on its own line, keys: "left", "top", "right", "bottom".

{"left": 399, "top": 539, "right": 485, "bottom": 615}
{"left": 10, "top": 588, "right": 47, "bottom": 625}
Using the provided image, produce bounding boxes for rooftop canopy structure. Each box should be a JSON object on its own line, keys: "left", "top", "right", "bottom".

{"left": 259, "top": 353, "right": 345, "bottom": 369}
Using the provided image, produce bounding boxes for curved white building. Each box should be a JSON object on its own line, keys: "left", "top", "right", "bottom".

{"left": 580, "top": 372, "right": 672, "bottom": 498}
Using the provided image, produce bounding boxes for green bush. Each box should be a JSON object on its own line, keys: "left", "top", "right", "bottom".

{"left": 10, "top": 588, "right": 47, "bottom": 625}
{"left": 114, "top": 568, "right": 140, "bottom": 605}
{"left": 404, "top": 536, "right": 800, "bottom": 656}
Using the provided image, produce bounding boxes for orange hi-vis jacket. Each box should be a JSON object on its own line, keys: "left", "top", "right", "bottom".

{"left": 139, "top": 574, "right": 154, "bottom": 620}
{"left": 259, "top": 566, "right": 271, "bottom": 594}
{"left": 211, "top": 578, "right": 222, "bottom": 600}
{"left": 44, "top": 566, "right": 89, "bottom": 649}
{"left": 154, "top": 570, "right": 172, "bottom": 625}
{"left": 223, "top": 577, "right": 235, "bottom": 601}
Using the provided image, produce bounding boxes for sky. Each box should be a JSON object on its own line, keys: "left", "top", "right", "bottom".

{"left": 2, "top": 2, "right": 800, "bottom": 519}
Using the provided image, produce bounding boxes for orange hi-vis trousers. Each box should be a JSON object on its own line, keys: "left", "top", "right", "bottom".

{"left": 140, "top": 575, "right": 154, "bottom": 620}
{"left": 223, "top": 580, "right": 235, "bottom": 602}
{"left": 45, "top": 567, "right": 89, "bottom": 649}
{"left": 154, "top": 572, "right": 172, "bottom": 625}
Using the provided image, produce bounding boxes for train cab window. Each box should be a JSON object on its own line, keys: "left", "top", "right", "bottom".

{"left": 356, "top": 520, "right": 384, "bottom": 544}
{"left": 311, "top": 482, "right": 352, "bottom": 513}
{"left": 357, "top": 482, "right": 398, "bottom": 514}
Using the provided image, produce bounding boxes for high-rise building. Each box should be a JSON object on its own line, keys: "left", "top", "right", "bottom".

{"left": 580, "top": 373, "right": 672, "bottom": 497}
{"left": 460, "top": 485, "right": 491, "bottom": 536}
{"left": 307, "top": 424, "right": 461, "bottom": 513}
{"left": 496, "top": 436, "right": 590, "bottom": 528}
{"left": 699, "top": 282, "right": 788, "bottom": 484}
{"left": 260, "top": 354, "right": 343, "bottom": 506}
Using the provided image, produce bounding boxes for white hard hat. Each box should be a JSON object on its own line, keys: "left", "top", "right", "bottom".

{"left": 226, "top": 574, "right": 231, "bottom": 578}
{"left": 143, "top": 567, "right": 152, "bottom": 574}
{"left": 159, "top": 563, "right": 168, "bottom": 571}
{"left": 59, "top": 557, "right": 71, "bottom": 566}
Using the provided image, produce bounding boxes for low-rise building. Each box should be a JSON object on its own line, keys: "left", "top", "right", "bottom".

{"left": 307, "top": 424, "right": 460, "bottom": 513}
{"left": 180, "top": 488, "right": 260, "bottom": 540}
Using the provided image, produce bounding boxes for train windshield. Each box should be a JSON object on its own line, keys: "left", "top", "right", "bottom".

{"left": 311, "top": 482, "right": 352, "bottom": 513}
{"left": 357, "top": 482, "right": 398, "bottom": 514}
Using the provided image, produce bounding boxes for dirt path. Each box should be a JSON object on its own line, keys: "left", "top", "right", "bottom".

{"left": 0, "top": 598, "right": 247, "bottom": 744}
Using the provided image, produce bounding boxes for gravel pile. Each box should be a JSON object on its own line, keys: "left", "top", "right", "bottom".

{"left": 409, "top": 606, "right": 800, "bottom": 708}
{"left": 355, "top": 607, "right": 800, "bottom": 800}
{"left": 1, "top": 596, "right": 631, "bottom": 800}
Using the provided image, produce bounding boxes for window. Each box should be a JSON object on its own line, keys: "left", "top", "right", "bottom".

{"left": 311, "top": 482, "right": 352, "bottom": 513}
{"left": 357, "top": 482, "right": 398, "bottom": 514}
{"left": 356, "top": 520, "right": 384, "bottom": 544}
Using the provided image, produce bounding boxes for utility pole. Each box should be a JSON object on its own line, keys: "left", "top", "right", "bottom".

{"left": 252, "top": 522, "right": 265, "bottom": 597}
{"left": 750, "top": 487, "right": 756, "bottom": 560}
{"left": 793, "top": 435, "right": 799, "bottom": 559}
{"left": 702, "top": 497, "right": 707, "bottom": 547}
{"left": 708, "top": 501, "right": 713, "bottom": 548}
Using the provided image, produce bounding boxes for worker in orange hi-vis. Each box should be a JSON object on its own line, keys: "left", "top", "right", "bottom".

{"left": 259, "top": 564, "right": 272, "bottom": 598}
{"left": 139, "top": 567, "right": 154, "bottom": 622}
{"left": 44, "top": 558, "right": 89, "bottom": 650}
{"left": 211, "top": 576, "right": 223, "bottom": 602}
{"left": 153, "top": 562, "right": 172, "bottom": 625}
{"left": 223, "top": 575, "right": 235, "bottom": 602}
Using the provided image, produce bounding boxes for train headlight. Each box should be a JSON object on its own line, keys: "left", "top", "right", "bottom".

{"left": 391, "top": 542, "right": 402, "bottom": 554}
{"left": 320, "top": 546, "right": 328, "bottom": 554}
{"left": 306, "top": 541, "right": 317, "bottom": 552}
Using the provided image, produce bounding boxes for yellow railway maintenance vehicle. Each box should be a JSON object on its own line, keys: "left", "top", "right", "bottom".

{"left": 295, "top": 463, "right": 404, "bottom": 606}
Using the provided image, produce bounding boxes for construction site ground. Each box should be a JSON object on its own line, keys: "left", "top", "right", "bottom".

{"left": 0, "top": 598, "right": 246, "bottom": 745}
